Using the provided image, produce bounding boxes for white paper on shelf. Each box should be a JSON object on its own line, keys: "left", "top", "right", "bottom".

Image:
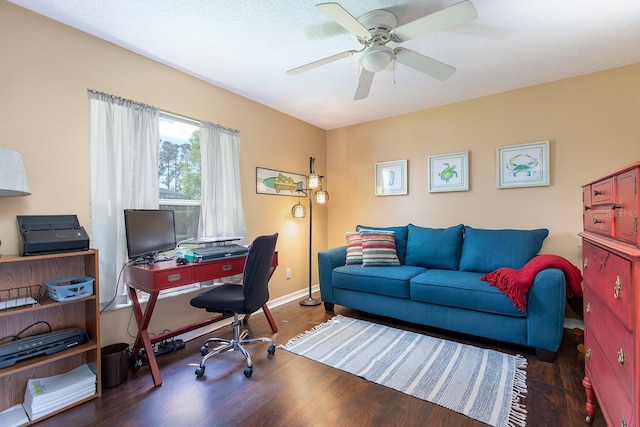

{"left": 23, "top": 364, "right": 96, "bottom": 421}
{"left": 0, "top": 296, "right": 38, "bottom": 311}
{"left": 0, "top": 404, "right": 29, "bottom": 427}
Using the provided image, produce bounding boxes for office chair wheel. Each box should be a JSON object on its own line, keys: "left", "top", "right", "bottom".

{"left": 244, "top": 367, "right": 253, "bottom": 378}
{"left": 267, "top": 344, "right": 276, "bottom": 355}
{"left": 200, "top": 345, "right": 208, "bottom": 356}
{"left": 195, "top": 366, "right": 205, "bottom": 377}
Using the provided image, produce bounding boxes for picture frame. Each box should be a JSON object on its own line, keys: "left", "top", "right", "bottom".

{"left": 428, "top": 151, "right": 469, "bottom": 193}
{"left": 497, "top": 141, "right": 550, "bottom": 188}
{"left": 256, "top": 167, "right": 307, "bottom": 196}
{"left": 375, "top": 160, "right": 408, "bottom": 196}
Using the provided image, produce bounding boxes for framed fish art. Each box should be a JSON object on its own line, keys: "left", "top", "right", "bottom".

{"left": 256, "top": 167, "right": 307, "bottom": 196}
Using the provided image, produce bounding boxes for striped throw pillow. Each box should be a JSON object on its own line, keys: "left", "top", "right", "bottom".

{"left": 360, "top": 230, "right": 401, "bottom": 267}
{"left": 345, "top": 231, "right": 363, "bottom": 265}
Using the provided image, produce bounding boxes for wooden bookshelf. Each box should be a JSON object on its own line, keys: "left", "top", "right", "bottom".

{"left": 0, "top": 250, "right": 101, "bottom": 424}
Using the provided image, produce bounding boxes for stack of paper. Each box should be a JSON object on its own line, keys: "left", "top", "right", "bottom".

{"left": 23, "top": 364, "right": 96, "bottom": 421}
{"left": 0, "top": 403, "right": 29, "bottom": 427}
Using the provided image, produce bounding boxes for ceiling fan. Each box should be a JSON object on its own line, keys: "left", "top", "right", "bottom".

{"left": 287, "top": 1, "right": 477, "bottom": 100}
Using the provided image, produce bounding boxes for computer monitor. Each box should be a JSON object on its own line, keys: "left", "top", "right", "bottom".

{"left": 124, "top": 209, "right": 176, "bottom": 264}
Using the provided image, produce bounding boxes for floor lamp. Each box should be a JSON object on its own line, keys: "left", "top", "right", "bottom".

{"left": 292, "top": 157, "right": 328, "bottom": 306}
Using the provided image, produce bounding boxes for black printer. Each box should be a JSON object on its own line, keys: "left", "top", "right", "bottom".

{"left": 17, "top": 215, "right": 90, "bottom": 256}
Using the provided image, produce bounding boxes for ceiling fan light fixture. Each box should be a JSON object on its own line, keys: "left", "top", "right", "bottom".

{"left": 361, "top": 44, "right": 393, "bottom": 72}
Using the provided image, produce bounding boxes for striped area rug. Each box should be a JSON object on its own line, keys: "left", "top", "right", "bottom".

{"left": 281, "top": 315, "right": 527, "bottom": 427}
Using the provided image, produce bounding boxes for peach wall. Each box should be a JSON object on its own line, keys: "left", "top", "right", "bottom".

{"left": 327, "top": 63, "right": 640, "bottom": 276}
{"left": 2, "top": 1, "right": 640, "bottom": 345}
{"left": 0, "top": 2, "right": 327, "bottom": 345}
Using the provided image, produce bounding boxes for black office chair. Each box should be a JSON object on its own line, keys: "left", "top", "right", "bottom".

{"left": 189, "top": 233, "right": 278, "bottom": 378}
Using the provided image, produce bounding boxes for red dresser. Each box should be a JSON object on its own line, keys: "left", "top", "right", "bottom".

{"left": 581, "top": 162, "right": 640, "bottom": 426}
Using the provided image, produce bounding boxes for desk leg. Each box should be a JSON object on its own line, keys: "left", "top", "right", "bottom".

{"left": 128, "top": 287, "right": 163, "bottom": 387}
{"left": 263, "top": 305, "right": 278, "bottom": 333}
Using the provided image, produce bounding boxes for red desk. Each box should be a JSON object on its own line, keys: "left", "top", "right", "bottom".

{"left": 124, "top": 253, "right": 278, "bottom": 386}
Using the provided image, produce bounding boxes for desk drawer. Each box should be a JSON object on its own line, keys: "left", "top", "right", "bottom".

{"left": 193, "top": 258, "right": 245, "bottom": 282}
{"left": 153, "top": 268, "right": 194, "bottom": 290}
{"left": 582, "top": 240, "right": 633, "bottom": 329}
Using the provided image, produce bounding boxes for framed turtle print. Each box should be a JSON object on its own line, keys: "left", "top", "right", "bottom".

{"left": 497, "top": 141, "right": 549, "bottom": 188}
{"left": 375, "top": 160, "right": 408, "bottom": 196}
{"left": 428, "top": 151, "right": 469, "bottom": 192}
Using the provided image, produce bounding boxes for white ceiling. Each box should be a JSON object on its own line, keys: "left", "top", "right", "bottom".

{"left": 9, "top": 0, "right": 640, "bottom": 130}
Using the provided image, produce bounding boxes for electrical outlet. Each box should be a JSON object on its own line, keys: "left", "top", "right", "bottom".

{"left": 286, "top": 268, "right": 291, "bottom": 279}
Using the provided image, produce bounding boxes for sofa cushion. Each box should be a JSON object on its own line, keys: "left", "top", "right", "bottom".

{"left": 360, "top": 230, "right": 401, "bottom": 266}
{"left": 345, "top": 232, "right": 363, "bottom": 265}
{"left": 410, "top": 269, "right": 526, "bottom": 317}
{"left": 333, "top": 264, "right": 427, "bottom": 298}
{"left": 405, "top": 223, "right": 464, "bottom": 270}
{"left": 459, "top": 226, "right": 549, "bottom": 273}
{"left": 357, "top": 225, "right": 408, "bottom": 263}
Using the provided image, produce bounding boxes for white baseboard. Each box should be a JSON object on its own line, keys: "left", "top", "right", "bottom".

{"left": 176, "top": 285, "right": 320, "bottom": 343}
{"left": 563, "top": 317, "right": 584, "bottom": 330}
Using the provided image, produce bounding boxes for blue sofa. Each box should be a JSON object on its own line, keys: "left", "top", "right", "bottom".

{"left": 318, "top": 224, "right": 567, "bottom": 361}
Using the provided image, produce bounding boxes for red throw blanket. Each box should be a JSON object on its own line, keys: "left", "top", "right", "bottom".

{"left": 480, "top": 254, "right": 583, "bottom": 312}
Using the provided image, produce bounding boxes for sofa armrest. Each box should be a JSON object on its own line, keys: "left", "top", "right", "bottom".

{"left": 318, "top": 246, "right": 347, "bottom": 304}
{"left": 526, "top": 268, "right": 567, "bottom": 353}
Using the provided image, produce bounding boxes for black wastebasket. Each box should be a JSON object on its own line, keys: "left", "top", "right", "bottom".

{"left": 101, "top": 343, "right": 129, "bottom": 388}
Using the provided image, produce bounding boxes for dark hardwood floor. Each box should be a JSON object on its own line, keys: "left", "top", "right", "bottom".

{"left": 37, "top": 294, "right": 603, "bottom": 427}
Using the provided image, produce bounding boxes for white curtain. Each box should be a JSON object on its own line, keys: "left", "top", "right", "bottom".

{"left": 198, "top": 123, "right": 247, "bottom": 244}
{"left": 88, "top": 91, "right": 159, "bottom": 309}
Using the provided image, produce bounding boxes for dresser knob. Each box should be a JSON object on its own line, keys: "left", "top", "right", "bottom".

{"left": 592, "top": 218, "right": 602, "bottom": 224}
{"left": 611, "top": 203, "right": 622, "bottom": 210}
{"left": 621, "top": 415, "right": 627, "bottom": 427}
{"left": 584, "top": 205, "right": 591, "bottom": 211}
{"left": 593, "top": 190, "right": 603, "bottom": 196}
{"left": 618, "top": 348, "right": 625, "bottom": 366}
{"left": 614, "top": 276, "right": 621, "bottom": 298}
{"left": 583, "top": 258, "right": 588, "bottom": 268}
{"left": 585, "top": 303, "right": 591, "bottom": 314}
{"left": 586, "top": 348, "right": 591, "bottom": 358}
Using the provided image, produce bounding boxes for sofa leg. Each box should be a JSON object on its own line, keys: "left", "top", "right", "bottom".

{"left": 323, "top": 302, "right": 335, "bottom": 313}
{"left": 536, "top": 348, "right": 556, "bottom": 363}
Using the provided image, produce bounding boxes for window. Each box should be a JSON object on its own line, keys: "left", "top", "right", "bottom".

{"left": 158, "top": 113, "right": 200, "bottom": 244}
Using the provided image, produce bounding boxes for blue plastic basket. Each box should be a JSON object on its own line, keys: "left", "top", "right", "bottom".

{"left": 44, "top": 276, "right": 94, "bottom": 302}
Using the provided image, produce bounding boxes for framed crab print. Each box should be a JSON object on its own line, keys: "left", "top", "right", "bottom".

{"left": 375, "top": 160, "right": 408, "bottom": 196}
{"left": 497, "top": 141, "right": 549, "bottom": 188}
{"left": 428, "top": 151, "right": 469, "bottom": 193}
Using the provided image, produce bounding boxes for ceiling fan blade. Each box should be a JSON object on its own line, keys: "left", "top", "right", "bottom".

{"left": 392, "top": 0, "right": 477, "bottom": 42}
{"left": 287, "top": 50, "right": 356, "bottom": 76}
{"left": 394, "top": 48, "right": 455, "bottom": 81}
{"left": 316, "top": 3, "right": 371, "bottom": 39}
{"left": 354, "top": 68, "right": 375, "bottom": 100}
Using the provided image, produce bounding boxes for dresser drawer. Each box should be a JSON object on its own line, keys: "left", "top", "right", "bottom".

{"left": 583, "top": 209, "right": 613, "bottom": 236}
{"left": 584, "top": 292, "right": 635, "bottom": 399}
{"left": 590, "top": 177, "right": 614, "bottom": 205}
{"left": 582, "top": 240, "right": 633, "bottom": 329}
{"left": 585, "top": 330, "right": 635, "bottom": 427}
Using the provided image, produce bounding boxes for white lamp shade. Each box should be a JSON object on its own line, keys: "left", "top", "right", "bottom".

{"left": 315, "top": 190, "right": 328, "bottom": 205}
{"left": 308, "top": 173, "right": 320, "bottom": 190}
{"left": 291, "top": 202, "right": 306, "bottom": 218}
{"left": 0, "top": 148, "right": 30, "bottom": 196}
